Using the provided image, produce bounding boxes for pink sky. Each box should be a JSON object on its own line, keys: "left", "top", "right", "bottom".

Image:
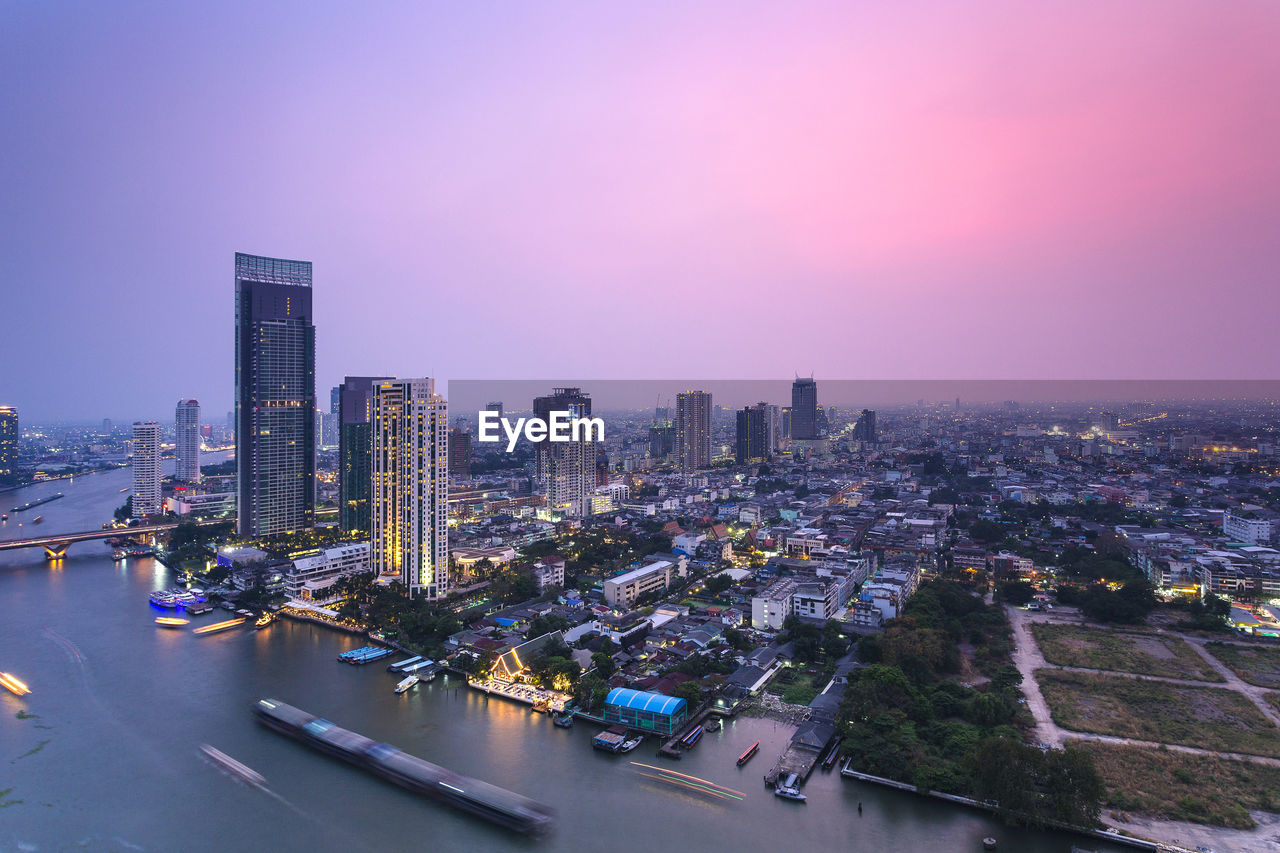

{"left": 2, "top": 1, "right": 1279, "bottom": 419}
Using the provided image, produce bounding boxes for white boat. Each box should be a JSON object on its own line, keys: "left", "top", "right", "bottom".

{"left": 618, "top": 735, "right": 643, "bottom": 753}
{"left": 395, "top": 675, "right": 420, "bottom": 694}
{"left": 775, "top": 773, "right": 806, "bottom": 802}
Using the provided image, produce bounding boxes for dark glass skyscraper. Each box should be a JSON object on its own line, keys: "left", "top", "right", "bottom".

{"left": 791, "top": 377, "right": 818, "bottom": 440}
{"left": 235, "top": 252, "right": 316, "bottom": 538}
{"left": 676, "top": 390, "right": 712, "bottom": 471}
{"left": 338, "top": 375, "right": 392, "bottom": 534}
{"left": 735, "top": 404, "right": 767, "bottom": 464}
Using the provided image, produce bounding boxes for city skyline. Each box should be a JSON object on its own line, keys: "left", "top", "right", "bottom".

{"left": 4, "top": 2, "right": 1280, "bottom": 420}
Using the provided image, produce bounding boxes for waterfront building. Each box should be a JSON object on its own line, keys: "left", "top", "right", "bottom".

{"left": 338, "top": 376, "right": 393, "bottom": 534}
{"left": 371, "top": 378, "right": 449, "bottom": 599}
{"left": 675, "top": 390, "right": 711, "bottom": 472}
{"left": 234, "top": 252, "right": 316, "bottom": 538}
{"left": 285, "top": 542, "right": 371, "bottom": 602}
{"left": 175, "top": 398, "right": 201, "bottom": 483}
{"left": 0, "top": 406, "right": 17, "bottom": 477}
{"left": 791, "top": 377, "right": 818, "bottom": 440}
{"left": 603, "top": 559, "right": 676, "bottom": 608}
{"left": 602, "top": 688, "right": 688, "bottom": 736}
{"left": 131, "top": 421, "right": 162, "bottom": 518}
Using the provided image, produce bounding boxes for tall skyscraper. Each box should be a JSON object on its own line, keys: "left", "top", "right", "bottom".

{"left": 338, "top": 375, "right": 393, "bottom": 534}
{"left": 131, "top": 421, "right": 162, "bottom": 518}
{"left": 448, "top": 428, "right": 472, "bottom": 480}
{"left": 485, "top": 401, "right": 503, "bottom": 421}
{"left": 648, "top": 423, "right": 675, "bottom": 460}
{"left": 791, "top": 377, "right": 818, "bottom": 440}
{"left": 532, "top": 387, "right": 591, "bottom": 484}
{"left": 330, "top": 385, "right": 341, "bottom": 415}
{"left": 371, "top": 378, "right": 449, "bottom": 599}
{"left": 854, "top": 409, "right": 877, "bottom": 443}
{"left": 175, "top": 399, "right": 201, "bottom": 483}
{"left": 676, "top": 390, "right": 712, "bottom": 472}
{"left": 760, "top": 403, "right": 782, "bottom": 453}
{"left": 234, "top": 252, "right": 316, "bottom": 538}
{"left": 735, "top": 404, "right": 768, "bottom": 464}
{"left": 0, "top": 406, "right": 17, "bottom": 478}
{"left": 531, "top": 387, "right": 594, "bottom": 515}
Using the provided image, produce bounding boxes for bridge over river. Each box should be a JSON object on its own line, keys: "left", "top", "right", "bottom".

{"left": 0, "top": 517, "right": 230, "bottom": 559}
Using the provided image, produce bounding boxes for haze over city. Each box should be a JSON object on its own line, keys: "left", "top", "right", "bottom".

{"left": 4, "top": 1, "right": 1280, "bottom": 420}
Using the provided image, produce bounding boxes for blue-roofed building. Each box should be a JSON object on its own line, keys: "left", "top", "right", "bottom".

{"left": 603, "top": 688, "right": 688, "bottom": 735}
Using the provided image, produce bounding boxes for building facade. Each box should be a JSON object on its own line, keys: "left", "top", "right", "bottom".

{"left": 338, "top": 375, "right": 393, "bottom": 534}
{"left": 175, "top": 398, "right": 201, "bottom": 483}
{"left": 675, "top": 390, "right": 711, "bottom": 472}
{"left": 0, "top": 406, "right": 17, "bottom": 478}
{"left": 603, "top": 559, "right": 675, "bottom": 607}
{"left": 735, "top": 404, "right": 768, "bottom": 464}
{"left": 371, "top": 378, "right": 449, "bottom": 599}
{"left": 791, "top": 377, "right": 818, "bottom": 440}
{"left": 131, "top": 421, "right": 162, "bottom": 518}
{"left": 234, "top": 252, "right": 316, "bottom": 538}
{"left": 448, "top": 428, "right": 472, "bottom": 480}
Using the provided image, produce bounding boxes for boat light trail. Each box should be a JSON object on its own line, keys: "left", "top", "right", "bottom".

{"left": 0, "top": 672, "right": 32, "bottom": 695}
{"left": 193, "top": 617, "right": 247, "bottom": 635}
{"left": 630, "top": 762, "right": 746, "bottom": 800}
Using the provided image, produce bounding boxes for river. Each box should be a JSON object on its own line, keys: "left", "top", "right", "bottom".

{"left": 0, "top": 458, "right": 1129, "bottom": 852}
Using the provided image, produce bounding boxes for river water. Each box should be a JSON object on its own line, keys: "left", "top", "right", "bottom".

{"left": 0, "top": 459, "right": 1128, "bottom": 852}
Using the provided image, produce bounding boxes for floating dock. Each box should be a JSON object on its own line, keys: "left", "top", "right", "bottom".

{"left": 253, "top": 698, "right": 553, "bottom": 834}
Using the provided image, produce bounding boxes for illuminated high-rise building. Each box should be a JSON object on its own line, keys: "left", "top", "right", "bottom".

{"left": 371, "top": 378, "right": 449, "bottom": 599}
{"left": 0, "top": 406, "right": 17, "bottom": 477}
{"left": 131, "top": 421, "right": 162, "bottom": 518}
{"left": 175, "top": 399, "right": 201, "bottom": 483}
{"left": 676, "top": 390, "right": 712, "bottom": 472}
{"left": 234, "top": 252, "right": 316, "bottom": 537}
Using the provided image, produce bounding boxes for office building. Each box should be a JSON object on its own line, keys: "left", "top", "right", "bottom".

{"left": 131, "top": 421, "right": 162, "bottom": 518}
{"left": 735, "top": 404, "right": 768, "bottom": 464}
{"left": 175, "top": 399, "right": 201, "bottom": 483}
{"left": 533, "top": 387, "right": 591, "bottom": 483}
{"left": 234, "top": 252, "right": 316, "bottom": 537}
{"left": 648, "top": 423, "right": 675, "bottom": 460}
{"left": 0, "top": 406, "right": 17, "bottom": 477}
{"left": 854, "top": 409, "right": 877, "bottom": 443}
{"left": 371, "top": 378, "right": 449, "bottom": 599}
{"left": 338, "top": 375, "right": 393, "bottom": 534}
{"left": 791, "top": 377, "right": 818, "bottom": 440}
{"left": 485, "top": 401, "right": 503, "bottom": 421}
{"left": 448, "top": 428, "right": 472, "bottom": 480}
{"left": 676, "top": 390, "right": 711, "bottom": 472}
{"left": 603, "top": 559, "right": 676, "bottom": 607}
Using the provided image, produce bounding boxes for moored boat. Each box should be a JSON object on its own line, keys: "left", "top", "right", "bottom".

{"left": 395, "top": 674, "right": 420, "bottom": 694}
{"left": 774, "top": 773, "right": 806, "bottom": 802}
{"left": 553, "top": 711, "right": 574, "bottom": 728}
{"left": 618, "top": 735, "right": 643, "bottom": 753}
{"left": 737, "top": 740, "right": 760, "bottom": 766}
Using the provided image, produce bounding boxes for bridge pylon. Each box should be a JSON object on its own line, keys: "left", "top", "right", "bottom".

{"left": 43, "top": 542, "right": 71, "bottom": 560}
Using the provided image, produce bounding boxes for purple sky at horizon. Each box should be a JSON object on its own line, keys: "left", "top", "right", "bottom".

{"left": 3, "top": 1, "right": 1279, "bottom": 421}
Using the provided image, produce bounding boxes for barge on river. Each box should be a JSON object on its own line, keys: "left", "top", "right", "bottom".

{"left": 253, "top": 698, "right": 553, "bottom": 835}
